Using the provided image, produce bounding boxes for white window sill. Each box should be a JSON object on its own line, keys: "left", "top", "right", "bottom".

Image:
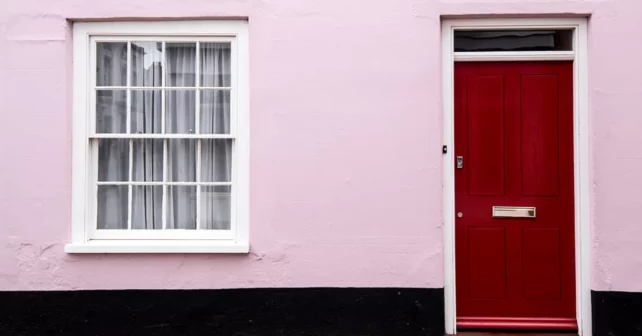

{"left": 65, "top": 240, "right": 249, "bottom": 254}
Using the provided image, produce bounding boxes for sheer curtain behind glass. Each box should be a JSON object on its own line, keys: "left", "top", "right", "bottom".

{"left": 95, "top": 41, "right": 232, "bottom": 232}
{"left": 96, "top": 42, "right": 128, "bottom": 230}
{"left": 131, "top": 42, "right": 163, "bottom": 230}
{"left": 200, "top": 43, "right": 232, "bottom": 230}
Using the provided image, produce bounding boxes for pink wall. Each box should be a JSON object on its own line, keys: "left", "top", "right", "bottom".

{"left": 0, "top": 0, "right": 641, "bottom": 292}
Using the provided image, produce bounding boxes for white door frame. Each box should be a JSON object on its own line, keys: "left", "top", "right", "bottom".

{"left": 441, "top": 18, "right": 591, "bottom": 335}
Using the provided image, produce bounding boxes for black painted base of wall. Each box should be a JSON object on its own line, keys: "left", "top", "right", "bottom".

{"left": 592, "top": 290, "right": 642, "bottom": 336}
{"left": 0, "top": 288, "right": 444, "bottom": 336}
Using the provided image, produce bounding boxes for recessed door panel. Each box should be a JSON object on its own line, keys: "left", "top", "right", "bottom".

{"left": 466, "top": 75, "right": 506, "bottom": 196}
{"left": 521, "top": 75, "right": 560, "bottom": 197}
{"left": 522, "top": 228, "right": 562, "bottom": 300}
{"left": 468, "top": 227, "right": 507, "bottom": 299}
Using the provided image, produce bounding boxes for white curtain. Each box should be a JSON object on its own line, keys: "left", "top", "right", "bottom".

{"left": 96, "top": 43, "right": 128, "bottom": 230}
{"left": 95, "top": 42, "right": 231, "bottom": 231}
{"left": 199, "top": 43, "right": 232, "bottom": 230}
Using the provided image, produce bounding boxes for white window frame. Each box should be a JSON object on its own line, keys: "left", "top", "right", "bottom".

{"left": 66, "top": 21, "right": 250, "bottom": 254}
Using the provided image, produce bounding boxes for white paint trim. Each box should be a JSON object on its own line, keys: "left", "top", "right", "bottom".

{"left": 75, "top": 20, "right": 248, "bottom": 36}
{"left": 574, "top": 19, "right": 592, "bottom": 336}
{"left": 88, "top": 134, "right": 236, "bottom": 139}
{"left": 447, "top": 17, "right": 587, "bottom": 30}
{"left": 71, "top": 27, "right": 90, "bottom": 246}
{"left": 454, "top": 51, "right": 575, "bottom": 62}
{"left": 441, "top": 19, "right": 457, "bottom": 334}
{"left": 441, "top": 17, "right": 591, "bottom": 336}
{"left": 69, "top": 20, "right": 250, "bottom": 254}
{"left": 65, "top": 241, "right": 249, "bottom": 254}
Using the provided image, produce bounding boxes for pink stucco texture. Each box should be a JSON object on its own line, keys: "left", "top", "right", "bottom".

{"left": 0, "top": 0, "right": 641, "bottom": 292}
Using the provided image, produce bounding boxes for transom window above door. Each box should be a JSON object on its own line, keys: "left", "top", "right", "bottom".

{"left": 67, "top": 21, "right": 249, "bottom": 253}
{"left": 454, "top": 29, "right": 574, "bottom": 52}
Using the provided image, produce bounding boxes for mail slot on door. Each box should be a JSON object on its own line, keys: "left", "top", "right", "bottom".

{"left": 492, "top": 206, "right": 536, "bottom": 218}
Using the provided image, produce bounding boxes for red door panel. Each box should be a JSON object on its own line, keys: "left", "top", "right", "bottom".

{"left": 522, "top": 228, "right": 562, "bottom": 300}
{"left": 521, "top": 74, "right": 561, "bottom": 197}
{"left": 468, "top": 227, "right": 507, "bottom": 299}
{"left": 455, "top": 62, "right": 576, "bottom": 331}
{"left": 466, "top": 75, "right": 506, "bottom": 196}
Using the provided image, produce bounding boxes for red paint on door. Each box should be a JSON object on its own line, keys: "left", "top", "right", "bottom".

{"left": 455, "top": 62, "right": 576, "bottom": 331}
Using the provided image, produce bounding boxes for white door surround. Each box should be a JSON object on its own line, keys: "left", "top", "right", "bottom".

{"left": 441, "top": 18, "right": 591, "bottom": 336}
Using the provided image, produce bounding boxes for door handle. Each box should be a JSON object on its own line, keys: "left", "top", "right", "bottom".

{"left": 456, "top": 156, "right": 464, "bottom": 169}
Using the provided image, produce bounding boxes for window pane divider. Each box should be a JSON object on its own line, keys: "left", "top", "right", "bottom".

{"left": 195, "top": 41, "right": 202, "bottom": 230}
{"left": 97, "top": 181, "right": 232, "bottom": 186}
{"left": 92, "top": 36, "right": 235, "bottom": 43}
{"left": 126, "top": 41, "right": 133, "bottom": 231}
{"left": 196, "top": 140, "right": 202, "bottom": 230}
{"left": 89, "top": 134, "right": 235, "bottom": 139}
{"left": 161, "top": 41, "right": 167, "bottom": 231}
{"left": 127, "top": 139, "right": 133, "bottom": 230}
{"left": 95, "top": 86, "right": 232, "bottom": 90}
{"left": 162, "top": 139, "right": 168, "bottom": 230}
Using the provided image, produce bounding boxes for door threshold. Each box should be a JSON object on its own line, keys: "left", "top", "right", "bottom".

{"left": 457, "top": 317, "right": 577, "bottom": 331}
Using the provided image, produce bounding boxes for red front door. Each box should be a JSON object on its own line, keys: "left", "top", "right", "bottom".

{"left": 454, "top": 62, "right": 576, "bottom": 331}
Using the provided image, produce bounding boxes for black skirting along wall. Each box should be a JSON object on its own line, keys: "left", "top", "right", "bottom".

{"left": 592, "top": 290, "right": 642, "bottom": 336}
{"left": 0, "top": 288, "right": 444, "bottom": 336}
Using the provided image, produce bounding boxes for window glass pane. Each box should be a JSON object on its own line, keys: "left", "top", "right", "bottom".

{"left": 166, "top": 90, "right": 196, "bottom": 133}
{"left": 201, "top": 139, "right": 232, "bottom": 182}
{"left": 132, "top": 186, "right": 163, "bottom": 230}
{"left": 200, "top": 43, "right": 231, "bottom": 87}
{"left": 201, "top": 186, "right": 231, "bottom": 230}
{"left": 96, "top": 42, "right": 127, "bottom": 86}
{"left": 97, "top": 185, "right": 128, "bottom": 229}
{"left": 131, "top": 42, "right": 163, "bottom": 87}
{"left": 168, "top": 139, "right": 196, "bottom": 182}
{"left": 96, "top": 90, "right": 127, "bottom": 133}
{"left": 166, "top": 43, "right": 196, "bottom": 87}
{"left": 132, "top": 140, "right": 163, "bottom": 182}
{"left": 131, "top": 90, "right": 162, "bottom": 134}
{"left": 167, "top": 186, "right": 196, "bottom": 229}
{"left": 454, "top": 30, "right": 573, "bottom": 52}
{"left": 200, "top": 91, "right": 230, "bottom": 134}
{"left": 98, "top": 139, "right": 129, "bottom": 182}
